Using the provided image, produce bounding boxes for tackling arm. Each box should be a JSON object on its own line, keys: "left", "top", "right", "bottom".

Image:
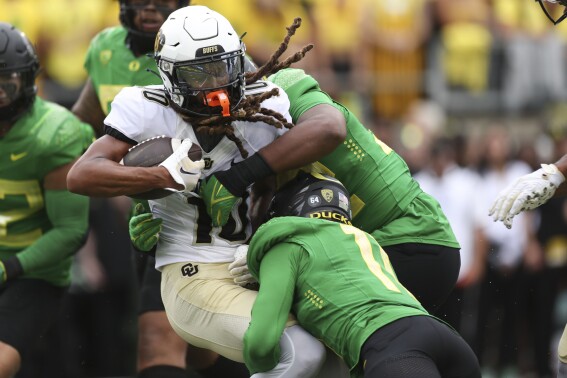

{"left": 215, "top": 103, "right": 346, "bottom": 196}
{"left": 258, "top": 104, "right": 346, "bottom": 173}
{"left": 243, "top": 243, "right": 299, "bottom": 374}
{"left": 200, "top": 104, "right": 346, "bottom": 227}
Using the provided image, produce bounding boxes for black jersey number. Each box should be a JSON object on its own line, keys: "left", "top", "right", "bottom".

{"left": 341, "top": 224, "right": 402, "bottom": 294}
{"left": 0, "top": 179, "right": 44, "bottom": 247}
{"left": 186, "top": 194, "right": 249, "bottom": 244}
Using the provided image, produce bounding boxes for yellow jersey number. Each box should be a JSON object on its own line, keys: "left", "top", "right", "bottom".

{"left": 0, "top": 179, "right": 44, "bottom": 247}
{"left": 340, "top": 224, "right": 400, "bottom": 292}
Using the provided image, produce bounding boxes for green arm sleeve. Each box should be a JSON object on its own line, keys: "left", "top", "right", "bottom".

{"left": 243, "top": 243, "right": 301, "bottom": 374}
{"left": 269, "top": 68, "right": 334, "bottom": 122}
{"left": 16, "top": 189, "right": 89, "bottom": 272}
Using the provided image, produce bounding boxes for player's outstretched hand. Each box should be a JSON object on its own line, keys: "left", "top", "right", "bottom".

{"left": 489, "top": 164, "right": 565, "bottom": 229}
{"left": 228, "top": 245, "right": 257, "bottom": 287}
{"left": 129, "top": 203, "right": 162, "bottom": 252}
{"left": 160, "top": 139, "right": 205, "bottom": 193}
{"left": 200, "top": 174, "right": 239, "bottom": 227}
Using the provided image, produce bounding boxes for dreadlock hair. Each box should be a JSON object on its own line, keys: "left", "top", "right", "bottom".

{"left": 243, "top": 18, "right": 313, "bottom": 85}
{"left": 173, "top": 17, "right": 314, "bottom": 158}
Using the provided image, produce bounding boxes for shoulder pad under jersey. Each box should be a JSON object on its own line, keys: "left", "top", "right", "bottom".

{"left": 244, "top": 79, "right": 272, "bottom": 96}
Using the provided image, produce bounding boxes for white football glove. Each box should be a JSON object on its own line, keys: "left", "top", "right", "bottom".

{"left": 159, "top": 139, "right": 205, "bottom": 194}
{"left": 489, "top": 164, "right": 565, "bottom": 229}
{"left": 228, "top": 245, "right": 257, "bottom": 287}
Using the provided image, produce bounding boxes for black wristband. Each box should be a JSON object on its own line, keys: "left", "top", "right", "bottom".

{"left": 215, "top": 153, "right": 274, "bottom": 196}
{"left": 2, "top": 256, "right": 24, "bottom": 281}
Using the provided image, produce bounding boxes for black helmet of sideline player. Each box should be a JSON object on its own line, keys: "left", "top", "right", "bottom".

{"left": 0, "top": 22, "right": 40, "bottom": 123}
{"left": 268, "top": 172, "right": 353, "bottom": 225}
{"left": 536, "top": 0, "right": 567, "bottom": 24}
{"left": 154, "top": 5, "right": 246, "bottom": 118}
{"left": 119, "top": 0, "right": 190, "bottom": 55}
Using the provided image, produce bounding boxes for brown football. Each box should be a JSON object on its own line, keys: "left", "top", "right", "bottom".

{"left": 121, "top": 136, "right": 203, "bottom": 200}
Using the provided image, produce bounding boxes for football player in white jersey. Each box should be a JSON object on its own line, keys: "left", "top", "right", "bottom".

{"left": 68, "top": 5, "right": 334, "bottom": 378}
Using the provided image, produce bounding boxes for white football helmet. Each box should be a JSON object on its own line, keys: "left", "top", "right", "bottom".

{"left": 154, "top": 5, "right": 246, "bottom": 117}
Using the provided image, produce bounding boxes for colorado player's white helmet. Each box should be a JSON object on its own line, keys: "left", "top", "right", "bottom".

{"left": 154, "top": 5, "right": 246, "bottom": 117}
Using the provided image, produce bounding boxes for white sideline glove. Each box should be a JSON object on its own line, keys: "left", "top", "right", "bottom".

{"left": 159, "top": 139, "right": 205, "bottom": 194}
{"left": 228, "top": 245, "right": 257, "bottom": 287}
{"left": 489, "top": 163, "right": 565, "bottom": 229}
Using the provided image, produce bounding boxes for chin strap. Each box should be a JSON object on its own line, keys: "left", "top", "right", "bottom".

{"left": 205, "top": 90, "right": 231, "bottom": 117}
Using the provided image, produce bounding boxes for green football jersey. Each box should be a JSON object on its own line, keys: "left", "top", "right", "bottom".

{"left": 84, "top": 26, "right": 163, "bottom": 115}
{"left": 245, "top": 217, "right": 431, "bottom": 377}
{"left": 0, "top": 98, "right": 95, "bottom": 284}
{"left": 268, "top": 68, "right": 459, "bottom": 248}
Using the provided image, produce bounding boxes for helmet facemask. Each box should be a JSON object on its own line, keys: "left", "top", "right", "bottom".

{"left": 0, "top": 72, "right": 22, "bottom": 105}
{"left": 0, "top": 23, "right": 40, "bottom": 123}
{"left": 0, "top": 72, "right": 25, "bottom": 122}
{"left": 158, "top": 47, "right": 245, "bottom": 117}
{"left": 154, "top": 6, "right": 246, "bottom": 119}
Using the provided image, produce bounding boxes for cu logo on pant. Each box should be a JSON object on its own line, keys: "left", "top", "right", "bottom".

{"left": 181, "top": 263, "right": 199, "bottom": 277}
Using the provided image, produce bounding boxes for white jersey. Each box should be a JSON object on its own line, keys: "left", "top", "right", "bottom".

{"left": 105, "top": 82, "right": 291, "bottom": 268}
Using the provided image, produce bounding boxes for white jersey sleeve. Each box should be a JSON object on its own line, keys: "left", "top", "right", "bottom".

{"left": 104, "top": 85, "right": 180, "bottom": 142}
{"left": 245, "top": 80, "right": 292, "bottom": 125}
{"left": 233, "top": 80, "right": 291, "bottom": 157}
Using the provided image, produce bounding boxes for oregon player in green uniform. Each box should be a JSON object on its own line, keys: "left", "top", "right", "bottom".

{"left": 243, "top": 173, "right": 480, "bottom": 378}
{"left": 78, "top": 26, "right": 163, "bottom": 131}
{"left": 73, "top": 3, "right": 182, "bottom": 135}
{"left": 71, "top": 2, "right": 249, "bottom": 378}
{"left": 201, "top": 67, "right": 460, "bottom": 313}
{"left": 270, "top": 69, "right": 457, "bottom": 245}
{"left": 0, "top": 23, "right": 93, "bottom": 377}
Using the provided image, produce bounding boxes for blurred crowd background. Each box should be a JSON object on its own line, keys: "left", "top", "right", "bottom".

{"left": 5, "top": 0, "right": 567, "bottom": 377}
